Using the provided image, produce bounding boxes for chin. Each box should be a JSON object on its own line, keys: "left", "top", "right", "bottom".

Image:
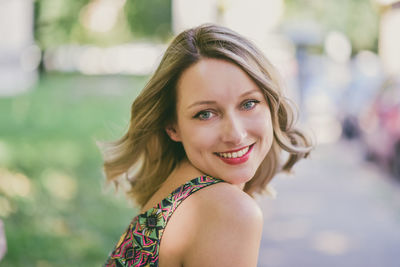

{"left": 218, "top": 170, "right": 256, "bottom": 185}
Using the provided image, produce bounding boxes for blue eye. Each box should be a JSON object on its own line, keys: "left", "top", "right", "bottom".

{"left": 195, "top": 111, "right": 214, "bottom": 120}
{"left": 242, "top": 100, "right": 259, "bottom": 110}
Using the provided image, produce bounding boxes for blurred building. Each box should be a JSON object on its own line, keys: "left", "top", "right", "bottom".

{"left": 0, "top": 0, "right": 40, "bottom": 96}
{"left": 376, "top": 0, "right": 400, "bottom": 76}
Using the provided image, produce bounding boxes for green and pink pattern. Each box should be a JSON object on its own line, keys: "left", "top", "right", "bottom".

{"left": 104, "top": 175, "right": 223, "bottom": 267}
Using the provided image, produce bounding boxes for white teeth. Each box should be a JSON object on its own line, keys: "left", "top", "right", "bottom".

{"left": 217, "top": 146, "right": 250, "bottom": 159}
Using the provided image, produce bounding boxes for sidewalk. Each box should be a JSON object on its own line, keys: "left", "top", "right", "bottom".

{"left": 257, "top": 140, "right": 400, "bottom": 267}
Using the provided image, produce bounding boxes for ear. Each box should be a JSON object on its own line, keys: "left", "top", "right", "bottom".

{"left": 165, "top": 124, "right": 181, "bottom": 142}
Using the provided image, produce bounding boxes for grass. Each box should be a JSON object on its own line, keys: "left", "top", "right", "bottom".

{"left": 0, "top": 73, "right": 148, "bottom": 266}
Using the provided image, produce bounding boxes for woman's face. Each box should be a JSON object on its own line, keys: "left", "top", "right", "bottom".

{"left": 167, "top": 58, "right": 273, "bottom": 185}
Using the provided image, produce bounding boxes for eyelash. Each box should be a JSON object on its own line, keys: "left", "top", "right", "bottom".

{"left": 241, "top": 99, "right": 260, "bottom": 110}
{"left": 193, "top": 99, "right": 260, "bottom": 120}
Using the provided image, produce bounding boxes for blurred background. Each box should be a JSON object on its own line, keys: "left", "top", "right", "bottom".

{"left": 0, "top": 0, "right": 400, "bottom": 266}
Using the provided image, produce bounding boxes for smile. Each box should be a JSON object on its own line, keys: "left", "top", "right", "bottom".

{"left": 214, "top": 144, "right": 255, "bottom": 165}
{"left": 216, "top": 145, "right": 251, "bottom": 158}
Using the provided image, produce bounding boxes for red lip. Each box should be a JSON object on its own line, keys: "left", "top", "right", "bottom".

{"left": 217, "top": 144, "right": 252, "bottom": 154}
{"left": 215, "top": 144, "right": 254, "bottom": 165}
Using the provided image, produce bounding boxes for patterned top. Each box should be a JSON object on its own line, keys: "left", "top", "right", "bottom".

{"left": 104, "top": 175, "right": 224, "bottom": 267}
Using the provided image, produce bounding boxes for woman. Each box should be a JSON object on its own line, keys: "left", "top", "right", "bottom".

{"left": 100, "top": 23, "right": 312, "bottom": 266}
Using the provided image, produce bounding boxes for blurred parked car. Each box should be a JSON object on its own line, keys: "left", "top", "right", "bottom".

{"left": 359, "top": 77, "right": 400, "bottom": 178}
{"left": 340, "top": 51, "right": 384, "bottom": 140}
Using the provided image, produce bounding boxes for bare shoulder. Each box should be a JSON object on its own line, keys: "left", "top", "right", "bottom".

{"left": 159, "top": 181, "right": 263, "bottom": 267}
{"left": 182, "top": 182, "right": 263, "bottom": 267}
{"left": 193, "top": 182, "right": 263, "bottom": 222}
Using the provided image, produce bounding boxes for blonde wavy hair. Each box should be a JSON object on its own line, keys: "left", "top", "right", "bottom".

{"left": 98, "top": 24, "right": 313, "bottom": 207}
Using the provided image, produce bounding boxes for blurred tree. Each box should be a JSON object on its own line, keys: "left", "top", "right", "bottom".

{"left": 34, "top": 0, "right": 377, "bottom": 52}
{"left": 34, "top": 0, "right": 90, "bottom": 49}
{"left": 124, "top": 0, "right": 172, "bottom": 41}
{"left": 33, "top": 0, "right": 172, "bottom": 50}
{"left": 284, "top": 0, "right": 379, "bottom": 53}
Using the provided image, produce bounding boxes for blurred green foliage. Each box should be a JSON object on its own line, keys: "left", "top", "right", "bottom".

{"left": 34, "top": 0, "right": 90, "bottom": 48}
{"left": 285, "top": 0, "right": 380, "bottom": 52}
{"left": 0, "top": 74, "right": 148, "bottom": 266}
{"left": 34, "top": 0, "right": 172, "bottom": 49}
{"left": 33, "top": 0, "right": 378, "bottom": 52}
{"left": 125, "top": 0, "right": 172, "bottom": 41}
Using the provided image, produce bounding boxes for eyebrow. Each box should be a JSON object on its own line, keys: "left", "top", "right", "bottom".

{"left": 186, "top": 89, "right": 262, "bottom": 109}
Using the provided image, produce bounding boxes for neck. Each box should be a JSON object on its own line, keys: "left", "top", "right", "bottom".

{"left": 171, "top": 159, "right": 246, "bottom": 191}
{"left": 169, "top": 159, "right": 206, "bottom": 182}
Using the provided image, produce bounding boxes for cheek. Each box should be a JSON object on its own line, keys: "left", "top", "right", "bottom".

{"left": 248, "top": 110, "right": 273, "bottom": 138}
{"left": 179, "top": 122, "right": 217, "bottom": 153}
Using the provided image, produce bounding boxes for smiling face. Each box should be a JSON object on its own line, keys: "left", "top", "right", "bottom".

{"left": 166, "top": 58, "right": 274, "bottom": 185}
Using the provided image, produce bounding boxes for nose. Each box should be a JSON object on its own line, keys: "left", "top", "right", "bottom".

{"left": 220, "top": 115, "right": 247, "bottom": 145}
